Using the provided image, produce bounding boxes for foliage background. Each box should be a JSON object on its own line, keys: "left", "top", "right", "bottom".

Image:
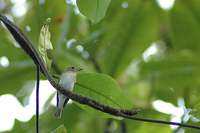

{"left": 0, "top": 0, "right": 200, "bottom": 132}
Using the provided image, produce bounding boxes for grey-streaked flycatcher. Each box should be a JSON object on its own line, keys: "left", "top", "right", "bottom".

{"left": 55, "top": 66, "right": 82, "bottom": 118}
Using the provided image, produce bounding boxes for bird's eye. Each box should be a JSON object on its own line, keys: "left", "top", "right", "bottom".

{"left": 71, "top": 67, "right": 75, "bottom": 69}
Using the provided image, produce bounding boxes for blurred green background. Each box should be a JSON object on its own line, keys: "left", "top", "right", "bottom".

{"left": 0, "top": 0, "right": 200, "bottom": 132}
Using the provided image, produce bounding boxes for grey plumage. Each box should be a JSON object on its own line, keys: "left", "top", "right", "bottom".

{"left": 55, "top": 66, "right": 82, "bottom": 118}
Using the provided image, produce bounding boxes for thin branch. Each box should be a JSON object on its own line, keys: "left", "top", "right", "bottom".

{"left": 59, "top": 87, "right": 141, "bottom": 116}
{"left": 36, "top": 65, "right": 40, "bottom": 133}
{"left": 118, "top": 113, "right": 200, "bottom": 130}
{"left": 1, "top": 12, "right": 200, "bottom": 131}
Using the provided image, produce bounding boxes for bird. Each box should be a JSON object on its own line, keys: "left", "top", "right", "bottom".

{"left": 55, "top": 66, "right": 82, "bottom": 118}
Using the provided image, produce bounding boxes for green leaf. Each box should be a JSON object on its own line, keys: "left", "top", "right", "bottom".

{"left": 77, "top": 0, "right": 111, "bottom": 24}
{"left": 97, "top": 2, "right": 157, "bottom": 77}
{"left": 74, "top": 73, "right": 132, "bottom": 119}
{"left": 189, "top": 102, "right": 200, "bottom": 120}
{"left": 139, "top": 59, "right": 200, "bottom": 105}
{"left": 51, "top": 124, "right": 67, "bottom": 133}
{"left": 38, "top": 18, "right": 53, "bottom": 69}
{"left": 170, "top": 0, "right": 200, "bottom": 53}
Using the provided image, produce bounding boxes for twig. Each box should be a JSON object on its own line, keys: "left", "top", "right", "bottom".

{"left": 36, "top": 65, "right": 40, "bottom": 133}
{"left": 118, "top": 113, "right": 200, "bottom": 130}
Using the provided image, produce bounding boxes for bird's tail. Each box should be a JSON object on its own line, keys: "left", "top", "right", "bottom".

{"left": 55, "top": 108, "right": 62, "bottom": 118}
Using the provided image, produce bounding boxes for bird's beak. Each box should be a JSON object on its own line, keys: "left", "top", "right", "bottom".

{"left": 78, "top": 68, "right": 83, "bottom": 71}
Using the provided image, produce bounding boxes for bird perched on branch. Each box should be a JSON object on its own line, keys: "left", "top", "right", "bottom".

{"left": 55, "top": 66, "right": 82, "bottom": 118}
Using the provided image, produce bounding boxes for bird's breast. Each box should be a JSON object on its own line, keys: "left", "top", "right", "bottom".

{"left": 59, "top": 73, "right": 76, "bottom": 91}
